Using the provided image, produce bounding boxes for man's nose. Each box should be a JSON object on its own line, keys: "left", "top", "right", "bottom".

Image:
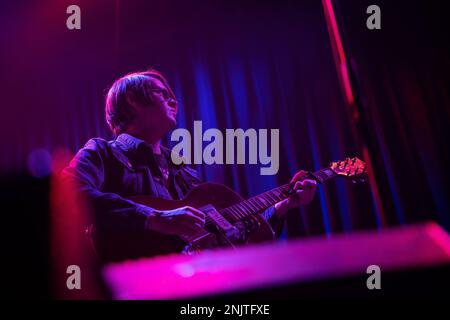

{"left": 168, "top": 98, "right": 178, "bottom": 110}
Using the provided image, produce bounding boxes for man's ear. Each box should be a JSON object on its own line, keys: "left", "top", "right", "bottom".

{"left": 125, "top": 91, "right": 140, "bottom": 111}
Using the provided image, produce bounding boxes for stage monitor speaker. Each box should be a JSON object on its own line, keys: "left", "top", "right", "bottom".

{"left": 103, "top": 222, "right": 450, "bottom": 299}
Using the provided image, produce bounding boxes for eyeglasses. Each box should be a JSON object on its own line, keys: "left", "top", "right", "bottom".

{"left": 150, "top": 88, "right": 174, "bottom": 102}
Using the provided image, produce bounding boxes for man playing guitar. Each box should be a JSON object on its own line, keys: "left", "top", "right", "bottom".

{"left": 63, "top": 69, "right": 317, "bottom": 262}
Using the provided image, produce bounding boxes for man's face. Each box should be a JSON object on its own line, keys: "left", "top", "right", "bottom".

{"left": 134, "top": 77, "right": 178, "bottom": 134}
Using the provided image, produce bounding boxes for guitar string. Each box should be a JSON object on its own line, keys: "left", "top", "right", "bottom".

{"left": 204, "top": 183, "right": 294, "bottom": 228}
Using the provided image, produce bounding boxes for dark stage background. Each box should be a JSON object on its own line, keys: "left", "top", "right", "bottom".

{"left": 1, "top": 0, "right": 449, "bottom": 247}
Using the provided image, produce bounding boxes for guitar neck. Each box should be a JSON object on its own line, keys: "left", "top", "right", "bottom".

{"left": 220, "top": 167, "right": 337, "bottom": 222}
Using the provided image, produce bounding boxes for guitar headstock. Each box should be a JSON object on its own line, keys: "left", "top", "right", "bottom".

{"left": 329, "top": 157, "right": 367, "bottom": 183}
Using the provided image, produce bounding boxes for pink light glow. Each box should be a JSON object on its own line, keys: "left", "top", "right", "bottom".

{"left": 103, "top": 222, "right": 450, "bottom": 300}
{"left": 323, "top": 0, "right": 355, "bottom": 106}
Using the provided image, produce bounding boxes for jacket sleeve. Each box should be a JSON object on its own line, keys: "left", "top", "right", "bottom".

{"left": 260, "top": 207, "right": 286, "bottom": 238}
{"left": 61, "top": 139, "right": 154, "bottom": 232}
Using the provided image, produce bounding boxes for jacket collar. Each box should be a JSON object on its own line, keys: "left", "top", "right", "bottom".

{"left": 116, "top": 133, "right": 148, "bottom": 152}
{"left": 115, "top": 133, "right": 185, "bottom": 169}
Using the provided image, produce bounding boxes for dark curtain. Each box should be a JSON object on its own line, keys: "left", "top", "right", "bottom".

{"left": 1, "top": 0, "right": 447, "bottom": 241}
{"left": 334, "top": 0, "right": 450, "bottom": 230}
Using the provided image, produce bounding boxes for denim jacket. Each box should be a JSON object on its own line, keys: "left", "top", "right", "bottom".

{"left": 63, "top": 133, "right": 283, "bottom": 262}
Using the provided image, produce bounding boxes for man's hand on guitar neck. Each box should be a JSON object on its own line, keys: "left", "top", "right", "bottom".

{"left": 274, "top": 170, "right": 318, "bottom": 218}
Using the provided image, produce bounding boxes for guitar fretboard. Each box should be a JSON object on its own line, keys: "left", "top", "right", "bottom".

{"left": 219, "top": 167, "right": 337, "bottom": 222}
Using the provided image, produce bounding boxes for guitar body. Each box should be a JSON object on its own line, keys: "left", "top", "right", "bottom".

{"left": 129, "top": 183, "right": 276, "bottom": 251}
{"left": 93, "top": 183, "right": 275, "bottom": 262}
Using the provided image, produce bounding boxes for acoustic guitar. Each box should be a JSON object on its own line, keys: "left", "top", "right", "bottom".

{"left": 102, "top": 157, "right": 367, "bottom": 258}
